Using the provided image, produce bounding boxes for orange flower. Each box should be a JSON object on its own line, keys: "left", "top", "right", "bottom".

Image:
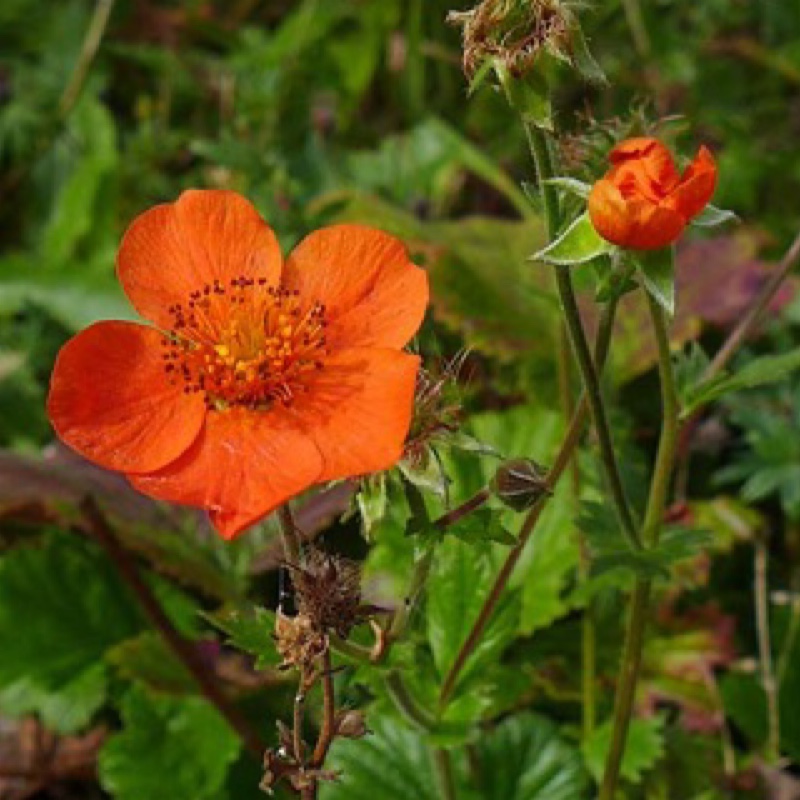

{"left": 48, "top": 191, "right": 428, "bottom": 538}
{"left": 588, "top": 137, "right": 717, "bottom": 250}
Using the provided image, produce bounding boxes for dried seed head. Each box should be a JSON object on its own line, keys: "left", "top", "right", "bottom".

{"left": 404, "top": 354, "right": 466, "bottom": 468}
{"left": 274, "top": 610, "right": 328, "bottom": 672}
{"left": 293, "top": 549, "right": 364, "bottom": 638}
{"left": 491, "top": 458, "right": 551, "bottom": 511}
{"left": 448, "top": 0, "right": 575, "bottom": 80}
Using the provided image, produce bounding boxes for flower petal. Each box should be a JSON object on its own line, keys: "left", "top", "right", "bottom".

{"left": 130, "top": 408, "right": 322, "bottom": 539}
{"left": 588, "top": 179, "right": 637, "bottom": 247}
{"left": 117, "top": 190, "right": 283, "bottom": 329}
{"left": 47, "top": 321, "right": 205, "bottom": 473}
{"left": 292, "top": 348, "right": 420, "bottom": 482}
{"left": 626, "top": 200, "right": 686, "bottom": 250}
{"left": 666, "top": 145, "right": 717, "bottom": 221}
{"left": 608, "top": 138, "right": 680, "bottom": 200}
{"left": 283, "top": 224, "right": 428, "bottom": 349}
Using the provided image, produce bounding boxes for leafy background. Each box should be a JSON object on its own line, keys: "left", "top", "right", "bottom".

{"left": 2, "top": 0, "right": 800, "bottom": 798}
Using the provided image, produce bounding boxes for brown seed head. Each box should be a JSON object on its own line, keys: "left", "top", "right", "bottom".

{"left": 448, "top": 0, "right": 574, "bottom": 80}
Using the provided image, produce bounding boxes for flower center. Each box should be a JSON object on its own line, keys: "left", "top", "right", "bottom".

{"left": 161, "top": 276, "right": 327, "bottom": 410}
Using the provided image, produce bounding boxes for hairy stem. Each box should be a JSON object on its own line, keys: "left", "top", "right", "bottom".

{"left": 311, "top": 650, "right": 336, "bottom": 766}
{"left": 60, "top": 0, "right": 116, "bottom": 117}
{"left": 278, "top": 504, "right": 303, "bottom": 566}
{"left": 527, "top": 122, "right": 640, "bottom": 550}
{"left": 80, "top": 497, "right": 266, "bottom": 760}
{"left": 434, "top": 488, "right": 492, "bottom": 530}
{"left": 706, "top": 229, "right": 800, "bottom": 380}
{"left": 599, "top": 293, "right": 680, "bottom": 799}
{"left": 755, "top": 536, "right": 780, "bottom": 763}
{"left": 438, "top": 298, "right": 619, "bottom": 709}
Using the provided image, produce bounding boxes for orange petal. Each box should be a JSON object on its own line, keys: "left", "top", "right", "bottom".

{"left": 666, "top": 145, "right": 717, "bottom": 221}
{"left": 626, "top": 200, "right": 686, "bottom": 250}
{"left": 117, "top": 190, "right": 283, "bottom": 329}
{"left": 588, "top": 179, "right": 636, "bottom": 247}
{"left": 130, "top": 408, "right": 322, "bottom": 539}
{"left": 293, "top": 348, "right": 420, "bottom": 482}
{"left": 283, "top": 224, "right": 428, "bottom": 350}
{"left": 47, "top": 322, "right": 205, "bottom": 473}
{"left": 608, "top": 138, "right": 680, "bottom": 199}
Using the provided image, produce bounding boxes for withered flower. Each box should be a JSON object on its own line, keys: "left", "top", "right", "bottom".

{"left": 292, "top": 549, "right": 366, "bottom": 639}
{"left": 448, "top": 0, "right": 575, "bottom": 80}
{"left": 273, "top": 610, "right": 328, "bottom": 675}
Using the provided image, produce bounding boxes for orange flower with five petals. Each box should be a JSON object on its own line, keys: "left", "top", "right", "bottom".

{"left": 588, "top": 137, "right": 717, "bottom": 251}
{"left": 47, "top": 190, "right": 428, "bottom": 538}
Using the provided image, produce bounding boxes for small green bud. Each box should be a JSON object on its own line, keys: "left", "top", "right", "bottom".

{"left": 491, "top": 458, "right": 551, "bottom": 511}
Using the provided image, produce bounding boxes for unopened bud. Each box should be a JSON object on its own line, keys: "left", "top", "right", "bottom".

{"left": 491, "top": 458, "right": 551, "bottom": 511}
{"left": 334, "top": 709, "right": 369, "bottom": 740}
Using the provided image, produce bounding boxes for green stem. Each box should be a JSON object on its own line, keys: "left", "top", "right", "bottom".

{"left": 277, "top": 504, "right": 303, "bottom": 566}
{"left": 525, "top": 122, "right": 641, "bottom": 551}
{"left": 432, "top": 747, "right": 458, "bottom": 800}
{"left": 598, "top": 578, "right": 651, "bottom": 800}
{"left": 599, "top": 292, "right": 680, "bottom": 799}
{"left": 438, "top": 297, "right": 619, "bottom": 710}
{"left": 385, "top": 671, "right": 436, "bottom": 731}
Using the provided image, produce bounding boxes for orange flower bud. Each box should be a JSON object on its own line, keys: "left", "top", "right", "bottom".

{"left": 588, "top": 138, "right": 717, "bottom": 251}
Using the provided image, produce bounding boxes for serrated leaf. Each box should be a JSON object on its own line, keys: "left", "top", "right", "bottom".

{"left": 427, "top": 538, "right": 520, "bottom": 699}
{"left": 683, "top": 347, "right": 800, "bottom": 416}
{"left": 0, "top": 534, "right": 144, "bottom": 733}
{"left": 636, "top": 246, "right": 676, "bottom": 315}
{"left": 474, "top": 713, "right": 590, "bottom": 799}
{"left": 531, "top": 212, "right": 612, "bottom": 266}
{"left": 99, "top": 688, "right": 240, "bottom": 800}
{"left": 691, "top": 204, "right": 739, "bottom": 228}
{"left": 322, "top": 716, "right": 441, "bottom": 800}
{"left": 447, "top": 507, "right": 516, "bottom": 546}
{"left": 203, "top": 606, "right": 278, "bottom": 669}
{"left": 582, "top": 715, "right": 666, "bottom": 785}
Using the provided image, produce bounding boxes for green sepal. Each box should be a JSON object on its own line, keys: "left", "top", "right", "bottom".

{"left": 543, "top": 176, "right": 591, "bottom": 199}
{"left": 494, "top": 61, "right": 553, "bottom": 131}
{"left": 692, "top": 204, "right": 739, "bottom": 228}
{"left": 531, "top": 211, "right": 613, "bottom": 266}
{"left": 634, "top": 246, "right": 676, "bottom": 315}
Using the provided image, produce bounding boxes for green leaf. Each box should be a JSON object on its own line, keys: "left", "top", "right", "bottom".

{"left": 582, "top": 715, "right": 666, "bottom": 785}
{"left": 473, "top": 713, "right": 590, "bottom": 799}
{"left": 41, "top": 95, "right": 118, "bottom": 266}
{"left": 683, "top": 348, "right": 800, "bottom": 416}
{"left": 0, "top": 534, "right": 143, "bottom": 733}
{"left": 99, "top": 687, "right": 240, "bottom": 800}
{"left": 322, "top": 716, "right": 442, "bottom": 800}
{"left": 635, "top": 246, "right": 676, "bottom": 315}
{"left": 203, "top": 606, "right": 278, "bottom": 669}
{"left": 531, "top": 212, "right": 613, "bottom": 266}
{"left": 107, "top": 632, "right": 195, "bottom": 695}
{"left": 691, "top": 204, "right": 739, "bottom": 228}
{"left": 578, "top": 502, "right": 712, "bottom": 580}
{"left": 427, "top": 538, "right": 520, "bottom": 699}
{"left": 447, "top": 507, "right": 516, "bottom": 546}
